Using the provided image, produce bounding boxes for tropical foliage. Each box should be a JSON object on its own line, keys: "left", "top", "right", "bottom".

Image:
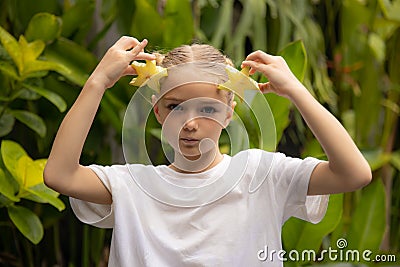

{"left": 0, "top": 0, "right": 398, "bottom": 266}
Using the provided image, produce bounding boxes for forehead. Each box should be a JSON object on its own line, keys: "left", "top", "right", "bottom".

{"left": 159, "top": 83, "right": 228, "bottom": 103}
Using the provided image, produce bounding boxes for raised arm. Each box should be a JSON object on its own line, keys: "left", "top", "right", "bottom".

{"left": 242, "top": 51, "right": 372, "bottom": 195}
{"left": 44, "top": 37, "right": 155, "bottom": 204}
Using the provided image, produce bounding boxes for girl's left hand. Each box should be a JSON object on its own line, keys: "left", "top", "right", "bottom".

{"left": 241, "top": 50, "right": 304, "bottom": 99}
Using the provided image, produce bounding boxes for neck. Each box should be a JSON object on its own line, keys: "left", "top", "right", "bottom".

{"left": 170, "top": 148, "right": 224, "bottom": 174}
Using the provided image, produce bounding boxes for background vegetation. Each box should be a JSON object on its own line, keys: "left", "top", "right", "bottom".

{"left": 0, "top": 0, "right": 399, "bottom": 266}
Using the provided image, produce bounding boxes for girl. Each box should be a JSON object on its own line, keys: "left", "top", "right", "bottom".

{"left": 44, "top": 37, "right": 371, "bottom": 266}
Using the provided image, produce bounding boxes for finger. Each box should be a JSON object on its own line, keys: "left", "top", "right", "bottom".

{"left": 129, "top": 39, "right": 148, "bottom": 56}
{"left": 245, "top": 50, "right": 275, "bottom": 64}
{"left": 122, "top": 65, "right": 137, "bottom": 76}
{"left": 258, "top": 82, "right": 270, "bottom": 94}
{"left": 135, "top": 51, "right": 157, "bottom": 61}
{"left": 241, "top": 60, "right": 269, "bottom": 75}
{"left": 115, "top": 36, "right": 140, "bottom": 50}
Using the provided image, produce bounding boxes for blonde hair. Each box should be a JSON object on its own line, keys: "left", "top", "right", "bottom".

{"left": 154, "top": 44, "right": 234, "bottom": 102}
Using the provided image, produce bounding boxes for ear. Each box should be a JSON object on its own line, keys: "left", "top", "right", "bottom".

{"left": 223, "top": 101, "right": 237, "bottom": 128}
{"left": 152, "top": 95, "right": 163, "bottom": 124}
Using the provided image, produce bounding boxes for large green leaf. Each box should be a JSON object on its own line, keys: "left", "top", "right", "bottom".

{"left": 278, "top": 40, "right": 308, "bottom": 82}
{"left": 346, "top": 179, "right": 386, "bottom": 252}
{"left": 25, "top": 13, "right": 62, "bottom": 43}
{"left": 282, "top": 194, "right": 343, "bottom": 256}
{"left": 7, "top": 204, "right": 44, "bottom": 244}
{"left": 10, "top": 110, "right": 46, "bottom": 137}
{"left": 22, "top": 83, "right": 67, "bottom": 112}
{"left": 1, "top": 140, "right": 27, "bottom": 185}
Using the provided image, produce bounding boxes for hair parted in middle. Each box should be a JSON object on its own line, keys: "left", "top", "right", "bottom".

{"left": 153, "top": 44, "right": 234, "bottom": 102}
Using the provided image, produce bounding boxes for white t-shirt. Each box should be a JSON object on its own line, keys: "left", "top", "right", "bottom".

{"left": 70, "top": 149, "right": 329, "bottom": 266}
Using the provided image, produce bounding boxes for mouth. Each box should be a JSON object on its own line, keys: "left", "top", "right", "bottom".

{"left": 180, "top": 137, "right": 200, "bottom": 146}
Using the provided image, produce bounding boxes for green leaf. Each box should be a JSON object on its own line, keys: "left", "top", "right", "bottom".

{"left": 278, "top": 40, "right": 307, "bottom": 82}
{"left": 24, "top": 183, "right": 65, "bottom": 212}
{"left": 25, "top": 13, "right": 61, "bottom": 43}
{"left": 0, "top": 168, "right": 19, "bottom": 202}
{"left": 7, "top": 204, "right": 44, "bottom": 244}
{"left": 15, "top": 88, "right": 41, "bottom": 101}
{"left": 346, "top": 179, "right": 386, "bottom": 253}
{"left": 0, "top": 26, "right": 23, "bottom": 72}
{"left": 10, "top": 110, "right": 46, "bottom": 137}
{"left": 61, "top": 2, "right": 95, "bottom": 38}
{"left": 1, "top": 140, "right": 27, "bottom": 184}
{"left": 45, "top": 38, "right": 96, "bottom": 86}
{"left": 22, "top": 83, "right": 67, "bottom": 112}
{"left": 282, "top": 194, "right": 343, "bottom": 257}
{"left": 0, "top": 111, "right": 15, "bottom": 137}
{"left": 23, "top": 60, "right": 71, "bottom": 79}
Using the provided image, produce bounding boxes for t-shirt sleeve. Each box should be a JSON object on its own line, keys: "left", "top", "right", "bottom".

{"left": 269, "top": 152, "right": 329, "bottom": 224}
{"left": 69, "top": 165, "right": 115, "bottom": 228}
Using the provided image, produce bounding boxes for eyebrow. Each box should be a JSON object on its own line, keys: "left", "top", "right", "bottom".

{"left": 163, "top": 97, "right": 184, "bottom": 101}
{"left": 163, "top": 97, "right": 223, "bottom": 105}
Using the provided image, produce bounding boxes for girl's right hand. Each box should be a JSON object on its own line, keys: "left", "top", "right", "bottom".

{"left": 88, "top": 36, "right": 156, "bottom": 90}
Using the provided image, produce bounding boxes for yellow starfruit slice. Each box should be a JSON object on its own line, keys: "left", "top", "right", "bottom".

{"left": 129, "top": 60, "right": 167, "bottom": 92}
{"left": 217, "top": 66, "right": 259, "bottom": 101}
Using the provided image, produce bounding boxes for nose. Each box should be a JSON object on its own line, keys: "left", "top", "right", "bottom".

{"left": 183, "top": 117, "right": 198, "bottom": 131}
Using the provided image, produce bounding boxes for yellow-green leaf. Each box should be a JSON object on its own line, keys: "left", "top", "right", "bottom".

{"left": 16, "top": 155, "right": 44, "bottom": 189}
{"left": 25, "top": 184, "right": 65, "bottom": 212}
{"left": 0, "top": 26, "right": 22, "bottom": 72}
{"left": 19, "top": 35, "right": 45, "bottom": 63}
{"left": 1, "top": 140, "right": 27, "bottom": 185}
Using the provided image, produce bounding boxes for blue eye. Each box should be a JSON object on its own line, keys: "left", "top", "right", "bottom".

{"left": 168, "top": 104, "right": 183, "bottom": 111}
{"left": 201, "top": 106, "right": 216, "bottom": 114}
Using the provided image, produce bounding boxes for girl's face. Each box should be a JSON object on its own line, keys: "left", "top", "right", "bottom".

{"left": 153, "top": 83, "right": 235, "bottom": 159}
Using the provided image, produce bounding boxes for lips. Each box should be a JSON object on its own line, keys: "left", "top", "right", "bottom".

{"left": 180, "top": 137, "right": 200, "bottom": 145}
